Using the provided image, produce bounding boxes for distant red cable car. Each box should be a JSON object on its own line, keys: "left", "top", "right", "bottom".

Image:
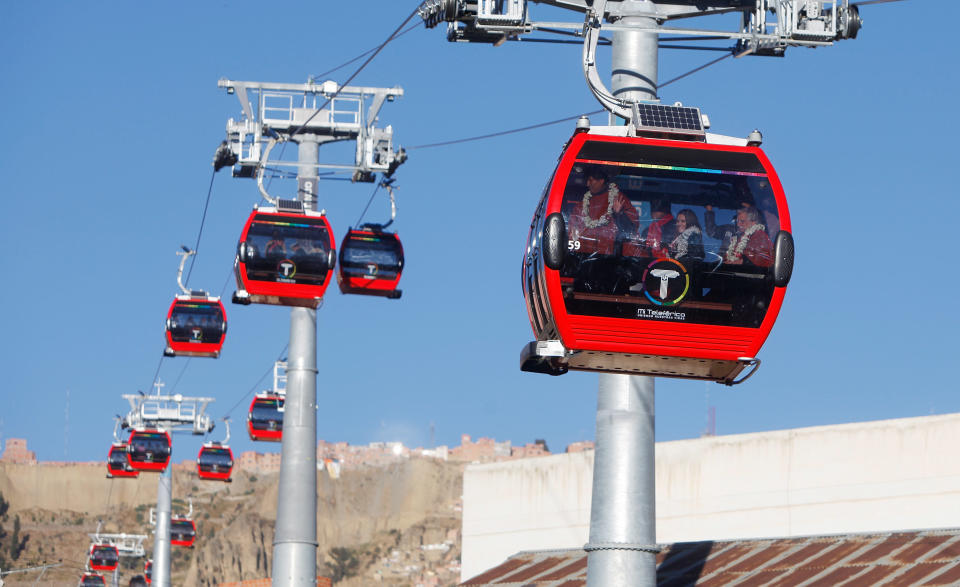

{"left": 170, "top": 517, "right": 196, "bottom": 548}
{"left": 88, "top": 543, "right": 119, "bottom": 572}
{"left": 163, "top": 293, "right": 227, "bottom": 358}
{"left": 197, "top": 442, "right": 234, "bottom": 482}
{"left": 106, "top": 443, "right": 139, "bottom": 479}
{"left": 233, "top": 201, "right": 336, "bottom": 308}
{"left": 125, "top": 429, "right": 172, "bottom": 472}
{"left": 338, "top": 227, "right": 404, "bottom": 299}
{"left": 79, "top": 572, "right": 106, "bottom": 587}
{"left": 521, "top": 120, "right": 793, "bottom": 384}
{"left": 247, "top": 393, "right": 284, "bottom": 442}
{"left": 144, "top": 560, "right": 152, "bottom": 584}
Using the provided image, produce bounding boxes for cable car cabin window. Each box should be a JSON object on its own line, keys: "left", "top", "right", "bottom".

{"left": 560, "top": 147, "right": 780, "bottom": 328}
{"left": 198, "top": 447, "right": 233, "bottom": 469}
{"left": 90, "top": 545, "right": 119, "bottom": 569}
{"left": 250, "top": 397, "right": 284, "bottom": 430}
{"left": 128, "top": 431, "right": 171, "bottom": 465}
{"left": 243, "top": 216, "right": 332, "bottom": 285}
{"left": 168, "top": 301, "right": 224, "bottom": 344}
{"left": 171, "top": 519, "right": 196, "bottom": 545}
{"left": 80, "top": 574, "right": 106, "bottom": 587}
{"left": 108, "top": 445, "right": 136, "bottom": 475}
{"left": 341, "top": 234, "right": 402, "bottom": 279}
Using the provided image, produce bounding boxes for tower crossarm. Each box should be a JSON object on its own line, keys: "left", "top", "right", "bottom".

{"left": 87, "top": 533, "right": 148, "bottom": 557}
{"left": 218, "top": 79, "right": 405, "bottom": 182}
{"left": 421, "top": 0, "right": 866, "bottom": 53}
{"left": 122, "top": 394, "right": 215, "bottom": 434}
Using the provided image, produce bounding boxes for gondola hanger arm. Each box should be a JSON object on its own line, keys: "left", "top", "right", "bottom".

{"left": 256, "top": 136, "right": 284, "bottom": 206}
{"left": 581, "top": 0, "right": 638, "bottom": 124}
{"left": 175, "top": 247, "right": 195, "bottom": 295}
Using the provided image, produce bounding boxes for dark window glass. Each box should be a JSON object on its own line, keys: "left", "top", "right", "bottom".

{"left": 171, "top": 520, "right": 196, "bottom": 540}
{"left": 91, "top": 547, "right": 118, "bottom": 565}
{"left": 169, "top": 302, "right": 224, "bottom": 343}
{"left": 341, "top": 234, "right": 402, "bottom": 279}
{"left": 199, "top": 447, "right": 233, "bottom": 469}
{"left": 560, "top": 144, "right": 780, "bottom": 328}
{"left": 244, "top": 216, "right": 332, "bottom": 285}
{"left": 81, "top": 576, "right": 106, "bottom": 587}
{"left": 108, "top": 447, "right": 128, "bottom": 467}
{"left": 129, "top": 432, "right": 170, "bottom": 460}
{"left": 250, "top": 398, "right": 284, "bottom": 430}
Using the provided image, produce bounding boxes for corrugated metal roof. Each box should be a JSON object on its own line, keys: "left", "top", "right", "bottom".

{"left": 460, "top": 529, "right": 960, "bottom": 586}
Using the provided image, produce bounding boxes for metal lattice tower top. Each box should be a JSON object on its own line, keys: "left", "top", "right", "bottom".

{"left": 121, "top": 394, "right": 215, "bottom": 435}
{"left": 419, "top": 0, "right": 865, "bottom": 55}
{"left": 219, "top": 78, "right": 406, "bottom": 183}
{"left": 88, "top": 533, "right": 149, "bottom": 558}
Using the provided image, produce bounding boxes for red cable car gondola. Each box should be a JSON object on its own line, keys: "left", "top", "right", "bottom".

{"left": 88, "top": 543, "right": 119, "bottom": 572}
{"left": 125, "top": 429, "right": 172, "bottom": 472}
{"left": 107, "top": 443, "right": 139, "bottom": 479}
{"left": 170, "top": 517, "right": 197, "bottom": 548}
{"left": 521, "top": 117, "right": 793, "bottom": 384}
{"left": 163, "top": 293, "right": 227, "bottom": 358}
{"left": 247, "top": 393, "right": 284, "bottom": 442}
{"left": 197, "top": 442, "right": 234, "bottom": 482}
{"left": 144, "top": 560, "right": 152, "bottom": 584}
{"left": 233, "top": 201, "right": 336, "bottom": 308}
{"left": 79, "top": 572, "right": 106, "bottom": 587}
{"left": 338, "top": 227, "right": 404, "bottom": 299}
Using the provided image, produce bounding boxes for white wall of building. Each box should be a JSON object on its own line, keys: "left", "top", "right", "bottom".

{"left": 462, "top": 413, "right": 960, "bottom": 581}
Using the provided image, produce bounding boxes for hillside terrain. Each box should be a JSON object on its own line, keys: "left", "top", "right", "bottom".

{"left": 0, "top": 458, "right": 463, "bottom": 586}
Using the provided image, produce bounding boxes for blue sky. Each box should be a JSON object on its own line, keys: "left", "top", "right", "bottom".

{"left": 1, "top": 1, "right": 955, "bottom": 464}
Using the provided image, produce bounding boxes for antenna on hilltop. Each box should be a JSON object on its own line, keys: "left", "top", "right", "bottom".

{"left": 65, "top": 389, "right": 70, "bottom": 461}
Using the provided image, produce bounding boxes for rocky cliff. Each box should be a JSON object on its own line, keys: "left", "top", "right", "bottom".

{"left": 0, "top": 458, "right": 463, "bottom": 586}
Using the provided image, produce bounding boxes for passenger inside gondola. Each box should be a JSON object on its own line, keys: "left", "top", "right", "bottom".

{"left": 266, "top": 231, "right": 286, "bottom": 256}
{"left": 669, "top": 209, "right": 705, "bottom": 261}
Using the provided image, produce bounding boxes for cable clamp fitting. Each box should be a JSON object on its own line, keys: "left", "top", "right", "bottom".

{"left": 583, "top": 542, "right": 662, "bottom": 554}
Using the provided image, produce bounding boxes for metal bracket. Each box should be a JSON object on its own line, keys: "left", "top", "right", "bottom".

{"left": 174, "top": 247, "right": 197, "bottom": 295}
{"left": 584, "top": 541, "right": 662, "bottom": 554}
{"left": 520, "top": 340, "right": 570, "bottom": 376}
{"left": 727, "top": 357, "right": 761, "bottom": 386}
{"left": 581, "top": 0, "right": 637, "bottom": 122}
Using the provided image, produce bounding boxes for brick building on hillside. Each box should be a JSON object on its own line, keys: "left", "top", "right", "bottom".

{"left": 0, "top": 438, "right": 37, "bottom": 464}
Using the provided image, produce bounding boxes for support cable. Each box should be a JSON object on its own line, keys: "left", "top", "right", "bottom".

{"left": 183, "top": 169, "right": 218, "bottom": 288}
{"left": 221, "top": 344, "right": 290, "bottom": 420}
{"left": 312, "top": 21, "right": 423, "bottom": 80}
{"left": 148, "top": 355, "right": 165, "bottom": 399}
{"left": 169, "top": 358, "right": 192, "bottom": 394}
{"left": 289, "top": 7, "right": 422, "bottom": 138}
{"left": 354, "top": 181, "right": 383, "bottom": 226}
{"left": 407, "top": 51, "right": 732, "bottom": 150}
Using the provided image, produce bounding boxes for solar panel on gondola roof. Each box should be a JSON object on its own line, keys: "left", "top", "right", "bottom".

{"left": 635, "top": 103, "right": 704, "bottom": 132}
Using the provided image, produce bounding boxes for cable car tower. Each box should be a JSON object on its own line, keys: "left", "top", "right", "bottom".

{"left": 419, "top": 0, "right": 891, "bottom": 585}
{"left": 218, "top": 79, "right": 406, "bottom": 586}
{"left": 120, "top": 385, "right": 214, "bottom": 587}
{"left": 87, "top": 526, "right": 148, "bottom": 587}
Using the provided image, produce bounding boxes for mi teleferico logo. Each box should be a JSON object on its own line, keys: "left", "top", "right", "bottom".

{"left": 277, "top": 259, "right": 297, "bottom": 279}
{"left": 641, "top": 258, "right": 689, "bottom": 306}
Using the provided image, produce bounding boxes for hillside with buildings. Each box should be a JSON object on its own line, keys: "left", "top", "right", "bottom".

{"left": 0, "top": 434, "right": 586, "bottom": 586}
